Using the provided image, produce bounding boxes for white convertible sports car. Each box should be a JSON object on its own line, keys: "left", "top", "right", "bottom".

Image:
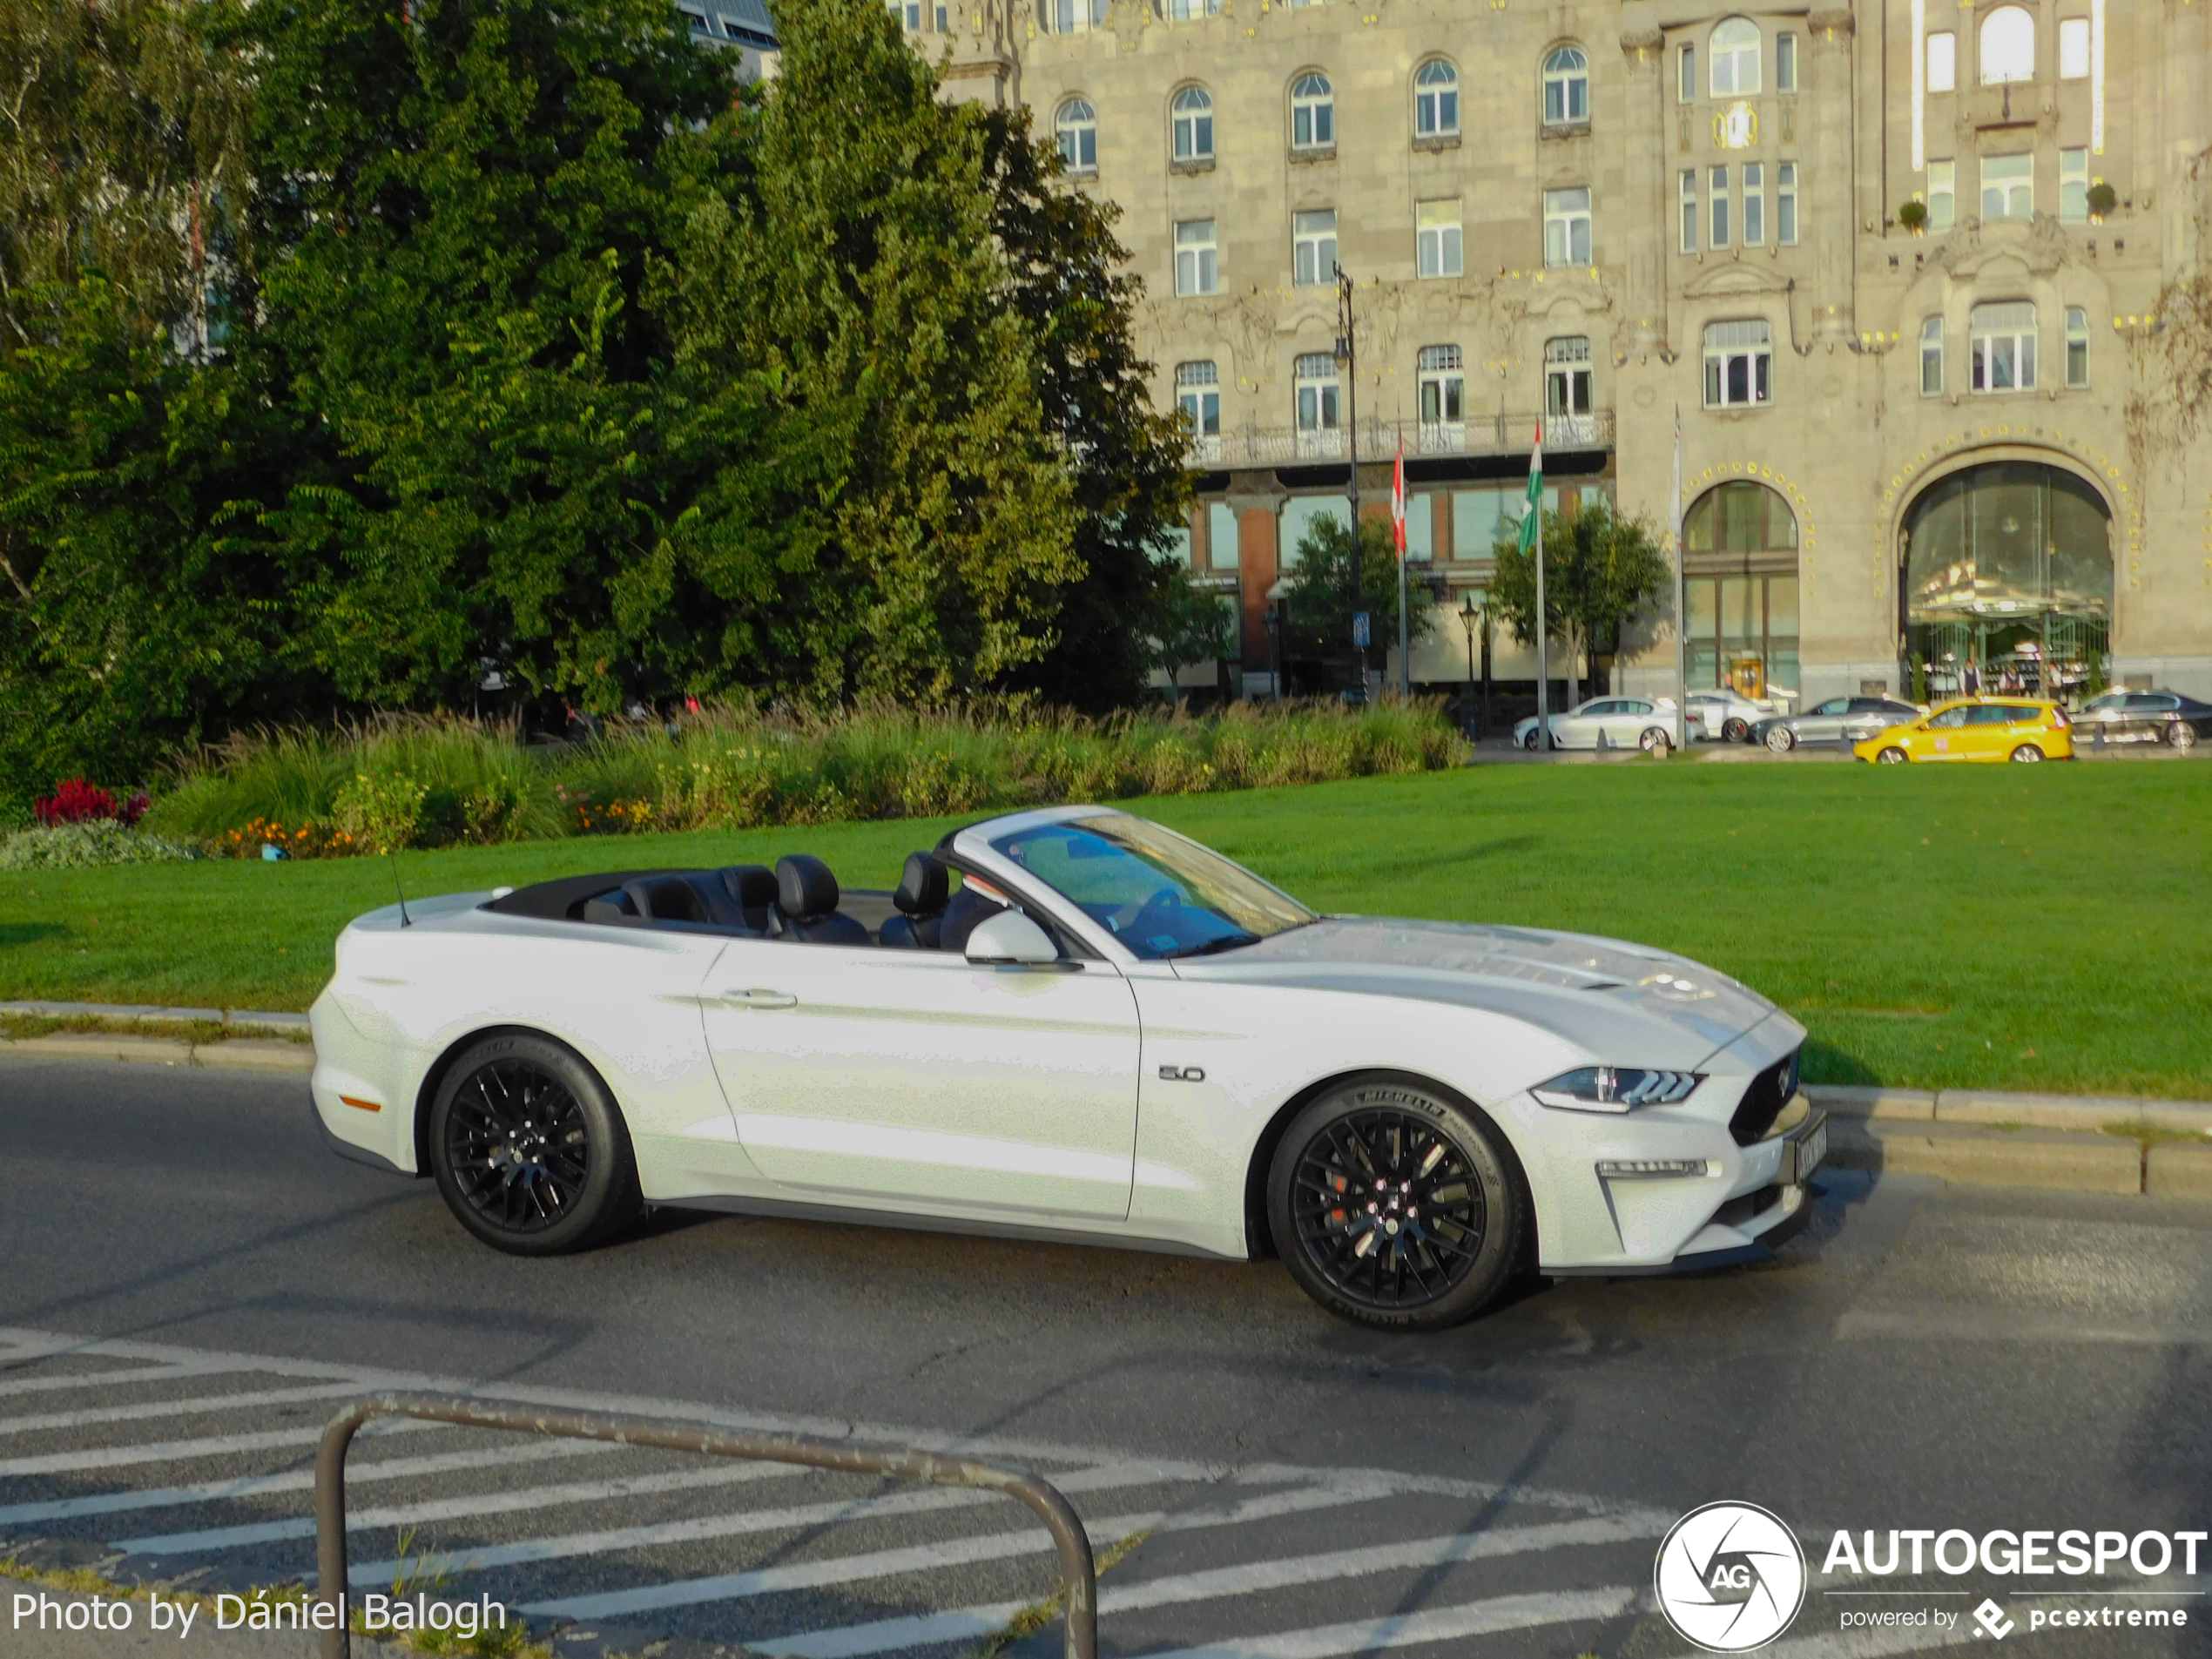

{"left": 311, "top": 806, "right": 1827, "bottom": 1330}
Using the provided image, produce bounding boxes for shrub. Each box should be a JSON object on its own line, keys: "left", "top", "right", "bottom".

{"left": 1898, "top": 199, "right": 1927, "bottom": 231}
{"left": 34, "top": 779, "right": 147, "bottom": 827}
{"left": 0, "top": 821, "right": 199, "bottom": 868}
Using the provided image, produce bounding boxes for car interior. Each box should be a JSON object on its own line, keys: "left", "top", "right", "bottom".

{"left": 483, "top": 851, "right": 1023, "bottom": 953}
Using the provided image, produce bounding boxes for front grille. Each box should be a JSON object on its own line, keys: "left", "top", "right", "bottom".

{"left": 1715, "top": 1184, "right": 1783, "bottom": 1228}
{"left": 1728, "top": 1049, "right": 1800, "bottom": 1146}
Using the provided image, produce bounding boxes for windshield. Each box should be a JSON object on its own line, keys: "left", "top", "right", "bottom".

{"left": 988, "top": 813, "right": 1316, "bottom": 961}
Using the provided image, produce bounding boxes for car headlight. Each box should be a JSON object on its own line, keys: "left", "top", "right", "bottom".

{"left": 1531, "top": 1066, "right": 1701, "bottom": 1112}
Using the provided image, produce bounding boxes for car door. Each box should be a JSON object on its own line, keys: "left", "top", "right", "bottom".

{"left": 700, "top": 932, "right": 1143, "bottom": 1220}
{"left": 1959, "top": 702, "right": 2021, "bottom": 759}
{"left": 1913, "top": 704, "right": 1972, "bottom": 759}
{"left": 1605, "top": 699, "right": 1656, "bottom": 745}
{"left": 1797, "top": 697, "right": 1851, "bottom": 741}
{"left": 1550, "top": 701, "right": 1600, "bottom": 746}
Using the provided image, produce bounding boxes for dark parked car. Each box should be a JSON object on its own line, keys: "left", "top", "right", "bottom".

{"left": 1753, "top": 696, "right": 1926, "bottom": 752}
{"left": 2070, "top": 691, "right": 2212, "bottom": 749}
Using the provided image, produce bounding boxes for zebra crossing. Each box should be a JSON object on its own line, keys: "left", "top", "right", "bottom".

{"left": 0, "top": 1325, "right": 1983, "bottom": 1658}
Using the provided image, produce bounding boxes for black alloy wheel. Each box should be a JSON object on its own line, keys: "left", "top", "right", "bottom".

{"left": 1268, "top": 1080, "right": 1522, "bottom": 1331}
{"left": 428, "top": 1034, "right": 642, "bottom": 1256}
{"left": 1723, "top": 717, "right": 1750, "bottom": 743}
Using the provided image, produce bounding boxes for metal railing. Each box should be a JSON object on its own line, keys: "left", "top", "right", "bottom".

{"left": 314, "top": 1392, "right": 1096, "bottom": 1659}
{"left": 1188, "top": 409, "right": 1611, "bottom": 470}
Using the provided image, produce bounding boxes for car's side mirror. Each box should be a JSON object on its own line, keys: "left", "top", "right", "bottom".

{"left": 964, "top": 910, "right": 1065, "bottom": 968}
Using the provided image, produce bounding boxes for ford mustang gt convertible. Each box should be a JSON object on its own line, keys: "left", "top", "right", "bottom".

{"left": 311, "top": 807, "right": 1826, "bottom": 1330}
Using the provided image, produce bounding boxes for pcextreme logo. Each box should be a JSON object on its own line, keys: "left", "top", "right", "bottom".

{"left": 1655, "top": 1501, "right": 1810, "bottom": 1652}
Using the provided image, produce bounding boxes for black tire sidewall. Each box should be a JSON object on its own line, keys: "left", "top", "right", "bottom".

{"left": 428, "top": 1033, "right": 641, "bottom": 1257}
{"left": 1267, "top": 1078, "right": 1523, "bottom": 1332}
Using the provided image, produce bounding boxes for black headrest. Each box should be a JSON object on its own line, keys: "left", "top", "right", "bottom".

{"left": 894, "top": 853, "right": 949, "bottom": 915}
{"left": 623, "top": 875, "right": 707, "bottom": 923}
{"left": 775, "top": 854, "right": 840, "bottom": 920}
{"left": 719, "top": 865, "right": 779, "bottom": 910}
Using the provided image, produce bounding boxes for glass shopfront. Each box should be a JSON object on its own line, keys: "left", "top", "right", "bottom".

{"left": 1683, "top": 481, "right": 1800, "bottom": 701}
{"left": 1900, "top": 461, "right": 2112, "bottom": 698}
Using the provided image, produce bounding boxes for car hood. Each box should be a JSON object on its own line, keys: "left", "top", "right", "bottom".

{"left": 1171, "top": 915, "right": 1789, "bottom": 1068}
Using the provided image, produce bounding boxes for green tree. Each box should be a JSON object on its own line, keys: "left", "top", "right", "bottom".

{"left": 1282, "top": 513, "right": 1433, "bottom": 679}
{"left": 1487, "top": 496, "right": 1670, "bottom": 704}
{"left": 1141, "top": 565, "right": 1234, "bottom": 705}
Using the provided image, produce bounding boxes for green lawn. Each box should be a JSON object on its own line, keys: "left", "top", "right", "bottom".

{"left": 5, "top": 761, "right": 2208, "bottom": 1097}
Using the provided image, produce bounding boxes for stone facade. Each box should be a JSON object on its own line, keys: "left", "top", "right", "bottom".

{"left": 922, "top": 0, "right": 2212, "bottom": 705}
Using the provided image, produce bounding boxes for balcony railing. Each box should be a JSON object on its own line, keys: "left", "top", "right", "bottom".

{"left": 1186, "top": 409, "right": 1611, "bottom": 471}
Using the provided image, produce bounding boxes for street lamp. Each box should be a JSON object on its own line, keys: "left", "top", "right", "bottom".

{"left": 1458, "top": 590, "right": 1482, "bottom": 740}
{"left": 1332, "top": 263, "right": 1364, "bottom": 705}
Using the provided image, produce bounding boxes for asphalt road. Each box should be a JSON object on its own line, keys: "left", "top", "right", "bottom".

{"left": 1, "top": 1056, "right": 2207, "bottom": 1658}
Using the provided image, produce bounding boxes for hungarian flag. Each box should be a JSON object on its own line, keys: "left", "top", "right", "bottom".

{"left": 1517, "top": 420, "right": 1544, "bottom": 555}
{"left": 1390, "top": 436, "right": 1407, "bottom": 558}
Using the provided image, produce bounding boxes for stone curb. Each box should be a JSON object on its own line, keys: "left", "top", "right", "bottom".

{"left": 0, "top": 1033, "right": 314, "bottom": 1075}
{"left": 0, "top": 1001, "right": 309, "bottom": 1034}
{"left": 1809, "top": 1082, "right": 2212, "bottom": 1135}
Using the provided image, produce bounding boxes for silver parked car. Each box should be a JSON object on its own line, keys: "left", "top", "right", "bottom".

{"left": 1754, "top": 695, "right": 1925, "bottom": 751}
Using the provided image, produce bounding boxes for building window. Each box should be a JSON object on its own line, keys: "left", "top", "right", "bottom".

{"left": 1920, "top": 317, "right": 1945, "bottom": 395}
{"left": 934, "top": 0, "right": 948, "bottom": 30}
{"left": 1981, "top": 152, "right": 2032, "bottom": 219}
{"left": 1703, "top": 319, "right": 1772, "bottom": 408}
{"left": 1177, "top": 361, "right": 1221, "bottom": 436}
{"left": 2066, "top": 307, "right": 2089, "bottom": 387}
{"left": 1743, "top": 161, "right": 1764, "bottom": 246}
{"left": 1776, "top": 31, "right": 1797, "bottom": 92}
{"left": 1049, "top": 0, "right": 1105, "bottom": 33}
{"left": 1679, "top": 44, "right": 1696, "bottom": 104}
{"left": 1545, "top": 336, "right": 1593, "bottom": 417}
{"left": 1175, "top": 219, "right": 1218, "bottom": 296}
{"left": 1926, "top": 159, "right": 1955, "bottom": 230}
{"left": 1710, "top": 165, "right": 1731, "bottom": 249}
{"left": 1055, "top": 99, "right": 1096, "bottom": 172}
{"left": 2058, "top": 17, "right": 2090, "bottom": 79}
{"left": 886, "top": 0, "right": 921, "bottom": 31}
{"left": 1979, "top": 6, "right": 2034, "bottom": 85}
{"left": 1168, "top": 0, "right": 1221, "bottom": 19}
{"left": 2060, "top": 148, "right": 2088, "bottom": 223}
{"left": 1171, "top": 87, "right": 1213, "bottom": 162}
{"left": 1291, "top": 73, "right": 1334, "bottom": 150}
{"left": 1543, "top": 186, "right": 1590, "bottom": 266}
{"left": 1294, "top": 352, "right": 1341, "bottom": 436}
{"left": 1543, "top": 47, "right": 1589, "bottom": 125}
{"left": 1971, "top": 301, "right": 2037, "bottom": 392}
{"left": 1417, "top": 344, "right": 1464, "bottom": 426}
{"left": 1679, "top": 170, "right": 1698, "bottom": 252}
{"left": 1777, "top": 161, "right": 1798, "bottom": 244}
{"left": 1291, "top": 209, "right": 1337, "bottom": 287}
{"left": 1414, "top": 60, "right": 1458, "bottom": 137}
{"left": 1417, "top": 201, "right": 1462, "bottom": 278}
{"left": 1927, "top": 30, "right": 1956, "bottom": 93}
{"left": 1710, "top": 17, "right": 1761, "bottom": 97}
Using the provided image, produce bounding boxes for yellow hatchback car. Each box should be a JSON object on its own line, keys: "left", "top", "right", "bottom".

{"left": 1852, "top": 697, "right": 2075, "bottom": 764}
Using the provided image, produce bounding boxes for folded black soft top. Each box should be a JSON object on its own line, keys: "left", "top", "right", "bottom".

{"left": 480, "top": 871, "right": 687, "bottom": 922}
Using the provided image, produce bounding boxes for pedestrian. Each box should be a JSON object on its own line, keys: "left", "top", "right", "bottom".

{"left": 1962, "top": 660, "right": 1981, "bottom": 696}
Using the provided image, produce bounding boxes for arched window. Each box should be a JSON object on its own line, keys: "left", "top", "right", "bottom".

{"left": 1055, "top": 99, "right": 1096, "bottom": 172}
{"left": 1414, "top": 60, "right": 1459, "bottom": 137}
{"left": 1979, "top": 6, "right": 2035, "bottom": 84}
{"left": 1291, "top": 73, "right": 1334, "bottom": 149}
{"left": 1542, "top": 47, "right": 1589, "bottom": 125}
{"left": 1171, "top": 86, "right": 1214, "bottom": 162}
{"left": 1683, "top": 482, "right": 1800, "bottom": 698}
{"left": 1710, "top": 17, "right": 1761, "bottom": 97}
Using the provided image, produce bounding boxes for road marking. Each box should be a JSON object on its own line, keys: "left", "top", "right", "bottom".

{"left": 0, "top": 1363, "right": 248, "bottom": 1399}
{"left": 0, "top": 1381, "right": 398, "bottom": 1437}
{"left": 1136, "top": 1587, "right": 1637, "bottom": 1659}
{"left": 117, "top": 1457, "right": 809, "bottom": 1554}
{"left": 0, "top": 1420, "right": 437, "bottom": 1479}
{"left": 523, "top": 1477, "right": 1409, "bottom": 1621}
{"left": 1834, "top": 1309, "right": 2212, "bottom": 1348}
{"left": 0, "top": 1439, "right": 615, "bottom": 1527}
{"left": 752, "top": 1515, "right": 1665, "bottom": 1658}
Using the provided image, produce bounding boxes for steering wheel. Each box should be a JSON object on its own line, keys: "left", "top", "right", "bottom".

{"left": 1126, "top": 885, "right": 1186, "bottom": 941}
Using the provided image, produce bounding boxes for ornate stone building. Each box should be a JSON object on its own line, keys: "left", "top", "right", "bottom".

{"left": 921, "top": 0, "right": 2212, "bottom": 705}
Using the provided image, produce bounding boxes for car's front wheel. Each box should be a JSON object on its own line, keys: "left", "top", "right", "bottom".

{"left": 2009, "top": 743, "right": 2045, "bottom": 763}
{"left": 1765, "top": 726, "right": 1796, "bottom": 752}
{"left": 428, "top": 1034, "right": 642, "bottom": 1256}
{"left": 1267, "top": 1079, "right": 1523, "bottom": 1331}
{"left": 1878, "top": 746, "right": 1909, "bottom": 764}
{"left": 1640, "top": 726, "right": 1671, "bottom": 754}
{"left": 1521, "top": 728, "right": 1541, "bottom": 751}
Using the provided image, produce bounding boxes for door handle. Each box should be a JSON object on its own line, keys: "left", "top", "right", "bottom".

{"left": 721, "top": 988, "right": 797, "bottom": 1008}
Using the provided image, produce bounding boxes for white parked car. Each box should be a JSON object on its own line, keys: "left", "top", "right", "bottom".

{"left": 1514, "top": 696, "right": 1702, "bottom": 752}
{"left": 311, "top": 807, "right": 1824, "bottom": 1330}
{"left": 1684, "top": 689, "right": 1774, "bottom": 743}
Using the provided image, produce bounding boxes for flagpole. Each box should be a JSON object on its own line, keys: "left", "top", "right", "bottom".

{"left": 1673, "top": 406, "right": 1688, "bottom": 749}
{"left": 1533, "top": 475, "right": 1548, "bottom": 751}
{"left": 1393, "top": 429, "right": 1410, "bottom": 699}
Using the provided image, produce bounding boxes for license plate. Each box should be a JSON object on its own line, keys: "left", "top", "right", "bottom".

{"left": 1788, "top": 1116, "right": 1828, "bottom": 1184}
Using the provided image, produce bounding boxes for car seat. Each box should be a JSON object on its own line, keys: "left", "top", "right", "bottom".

{"left": 772, "top": 855, "right": 872, "bottom": 946}
{"left": 879, "top": 853, "right": 950, "bottom": 948}
{"left": 936, "top": 883, "right": 1012, "bottom": 955}
{"left": 689, "top": 864, "right": 778, "bottom": 932}
{"left": 620, "top": 874, "right": 709, "bottom": 924}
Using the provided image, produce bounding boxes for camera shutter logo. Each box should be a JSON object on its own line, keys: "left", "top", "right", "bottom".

{"left": 1654, "top": 1501, "right": 1808, "bottom": 1651}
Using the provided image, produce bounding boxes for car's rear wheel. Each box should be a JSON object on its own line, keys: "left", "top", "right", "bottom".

{"left": 2009, "top": 744, "right": 2045, "bottom": 763}
{"left": 428, "top": 1034, "right": 642, "bottom": 1256}
{"left": 1723, "top": 718, "right": 1750, "bottom": 743}
{"left": 1878, "top": 746, "right": 1909, "bottom": 765}
{"left": 1640, "top": 726, "right": 1670, "bottom": 754}
{"left": 2170, "top": 723, "right": 2199, "bottom": 750}
{"left": 1765, "top": 726, "right": 1796, "bottom": 752}
{"left": 1267, "top": 1080, "right": 1522, "bottom": 1331}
